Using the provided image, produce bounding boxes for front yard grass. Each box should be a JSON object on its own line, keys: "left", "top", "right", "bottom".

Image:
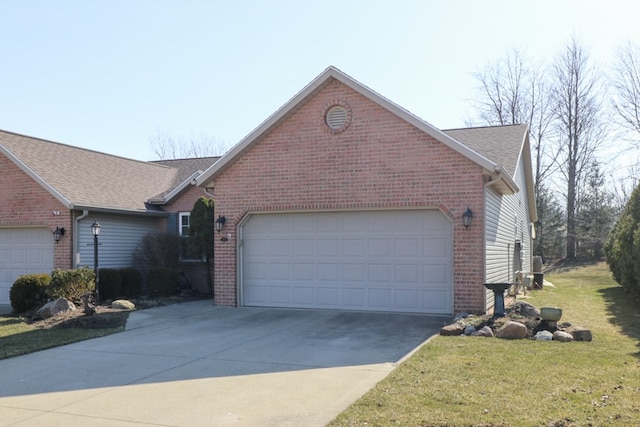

{"left": 0, "top": 315, "right": 124, "bottom": 360}
{"left": 330, "top": 262, "right": 640, "bottom": 426}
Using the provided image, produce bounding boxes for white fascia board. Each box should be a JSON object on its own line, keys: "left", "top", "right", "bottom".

{"left": 0, "top": 144, "right": 73, "bottom": 209}
{"left": 196, "top": 66, "right": 500, "bottom": 186}
{"left": 515, "top": 128, "right": 538, "bottom": 222}
{"left": 149, "top": 171, "right": 201, "bottom": 205}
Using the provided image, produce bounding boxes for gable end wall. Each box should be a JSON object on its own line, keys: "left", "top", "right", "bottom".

{"left": 210, "top": 80, "right": 487, "bottom": 313}
{"left": 0, "top": 154, "right": 72, "bottom": 269}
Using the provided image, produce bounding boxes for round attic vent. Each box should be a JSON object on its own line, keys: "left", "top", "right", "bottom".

{"left": 325, "top": 105, "right": 350, "bottom": 131}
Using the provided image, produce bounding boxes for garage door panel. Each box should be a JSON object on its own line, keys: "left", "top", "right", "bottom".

{"left": 368, "top": 264, "right": 391, "bottom": 281}
{"left": 395, "top": 289, "right": 420, "bottom": 310}
{"left": 422, "top": 291, "right": 449, "bottom": 311}
{"left": 292, "top": 287, "right": 314, "bottom": 304}
{"left": 423, "top": 238, "right": 451, "bottom": 257}
{"left": 0, "top": 228, "right": 54, "bottom": 305}
{"left": 317, "top": 287, "right": 339, "bottom": 306}
{"left": 343, "top": 288, "right": 365, "bottom": 306}
{"left": 242, "top": 211, "right": 453, "bottom": 314}
{"left": 423, "top": 264, "right": 449, "bottom": 285}
{"left": 292, "top": 239, "right": 314, "bottom": 256}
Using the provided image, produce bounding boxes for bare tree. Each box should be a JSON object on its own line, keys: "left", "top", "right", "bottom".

{"left": 550, "top": 37, "right": 608, "bottom": 259}
{"left": 150, "top": 130, "right": 228, "bottom": 159}
{"left": 471, "top": 48, "right": 563, "bottom": 257}
{"left": 612, "top": 41, "right": 640, "bottom": 143}
{"left": 471, "top": 48, "right": 555, "bottom": 191}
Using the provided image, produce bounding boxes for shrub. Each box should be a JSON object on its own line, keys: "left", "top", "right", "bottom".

{"left": 120, "top": 267, "right": 143, "bottom": 298}
{"left": 146, "top": 267, "right": 180, "bottom": 297}
{"left": 133, "top": 231, "right": 181, "bottom": 269}
{"left": 48, "top": 267, "right": 95, "bottom": 303}
{"left": 98, "top": 268, "right": 122, "bottom": 301}
{"left": 605, "top": 183, "right": 640, "bottom": 297}
{"left": 9, "top": 273, "right": 51, "bottom": 313}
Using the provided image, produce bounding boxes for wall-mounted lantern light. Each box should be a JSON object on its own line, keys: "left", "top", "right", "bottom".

{"left": 215, "top": 215, "right": 226, "bottom": 233}
{"left": 53, "top": 227, "right": 65, "bottom": 243}
{"left": 462, "top": 208, "right": 473, "bottom": 229}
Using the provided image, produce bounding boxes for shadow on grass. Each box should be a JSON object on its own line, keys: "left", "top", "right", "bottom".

{"left": 598, "top": 286, "right": 640, "bottom": 359}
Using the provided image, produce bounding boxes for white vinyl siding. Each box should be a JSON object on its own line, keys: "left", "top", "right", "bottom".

{"left": 0, "top": 228, "right": 54, "bottom": 304}
{"left": 77, "top": 214, "right": 161, "bottom": 269}
{"left": 484, "top": 156, "right": 534, "bottom": 310}
{"left": 240, "top": 210, "right": 453, "bottom": 314}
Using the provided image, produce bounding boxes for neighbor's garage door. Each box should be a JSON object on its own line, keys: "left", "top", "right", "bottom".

{"left": 0, "top": 228, "right": 54, "bottom": 304}
{"left": 241, "top": 210, "right": 453, "bottom": 314}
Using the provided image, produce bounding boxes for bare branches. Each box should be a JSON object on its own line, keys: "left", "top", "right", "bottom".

{"left": 612, "top": 41, "right": 640, "bottom": 142}
{"left": 150, "top": 130, "right": 228, "bottom": 160}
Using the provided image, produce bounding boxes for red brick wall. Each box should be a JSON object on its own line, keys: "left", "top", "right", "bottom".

{"left": 0, "top": 155, "right": 73, "bottom": 269}
{"left": 209, "top": 78, "right": 486, "bottom": 313}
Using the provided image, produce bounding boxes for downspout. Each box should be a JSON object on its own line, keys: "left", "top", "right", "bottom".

{"left": 74, "top": 209, "right": 90, "bottom": 268}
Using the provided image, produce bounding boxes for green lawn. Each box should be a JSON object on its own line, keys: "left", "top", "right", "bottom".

{"left": 330, "top": 262, "right": 640, "bottom": 427}
{"left": 0, "top": 315, "right": 124, "bottom": 360}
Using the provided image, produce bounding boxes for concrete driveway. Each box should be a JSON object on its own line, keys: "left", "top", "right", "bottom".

{"left": 0, "top": 300, "right": 446, "bottom": 427}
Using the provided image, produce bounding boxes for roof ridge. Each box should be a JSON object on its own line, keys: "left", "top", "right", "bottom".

{"left": 443, "top": 123, "right": 527, "bottom": 132}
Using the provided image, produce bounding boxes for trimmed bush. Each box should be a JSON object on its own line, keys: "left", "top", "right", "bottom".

{"left": 48, "top": 267, "right": 95, "bottom": 303}
{"left": 147, "top": 267, "right": 180, "bottom": 297}
{"left": 98, "top": 268, "right": 122, "bottom": 301}
{"left": 120, "top": 267, "right": 143, "bottom": 298}
{"left": 605, "top": 183, "right": 640, "bottom": 298}
{"left": 9, "top": 273, "right": 51, "bottom": 313}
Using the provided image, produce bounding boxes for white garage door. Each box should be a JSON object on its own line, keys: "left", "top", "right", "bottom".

{"left": 0, "top": 228, "right": 54, "bottom": 305}
{"left": 241, "top": 210, "right": 453, "bottom": 314}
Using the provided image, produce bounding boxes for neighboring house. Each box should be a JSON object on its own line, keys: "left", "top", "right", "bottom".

{"left": 196, "top": 66, "right": 537, "bottom": 315}
{"left": 0, "top": 130, "right": 217, "bottom": 304}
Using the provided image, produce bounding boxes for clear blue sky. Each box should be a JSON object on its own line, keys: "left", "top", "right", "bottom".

{"left": 2, "top": 0, "right": 640, "bottom": 161}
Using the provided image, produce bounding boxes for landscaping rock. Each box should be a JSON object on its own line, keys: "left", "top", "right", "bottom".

{"left": 506, "top": 301, "right": 540, "bottom": 319}
{"left": 112, "top": 299, "right": 136, "bottom": 310}
{"left": 534, "top": 330, "right": 553, "bottom": 341}
{"left": 472, "top": 325, "right": 494, "bottom": 337}
{"left": 495, "top": 320, "right": 528, "bottom": 339}
{"left": 464, "top": 324, "right": 477, "bottom": 335}
{"left": 566, "top": 326, "right": 592, "bottom": 342}
{"left": 36, "top": 298, "right": 75, "bottom": 319}
{"left": 440, "top": 323, "right": 464, "bottom": 336}
{"left": 553, "top": 330, "right": 574, "bottom": 342}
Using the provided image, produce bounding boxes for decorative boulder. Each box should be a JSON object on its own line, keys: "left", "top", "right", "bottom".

{"left": 506, "top": 301, "right": 540, "bottom": 319}
{"left": 472, "top": 325, "right": 494, "bottom": 337}
{"left": 534, "top": 330, "right": 553, "bottom": 341}
{"left": 36, "top": 298, "right": 75, "bottom": 319}
{"left": 495, "top": 321, "right": 528, "bottom": 340}
{"left": 463, "top": 324, "right": 477, "bottom": 335}
{"left": 111, "top": 299, "right": 136, "bottom": 310}
{"left": 553, "top": 331, "right": 574, "bottom": 342}
{"left": 566, "top": 326, "right": 592, "bottom": 342}
{"left": 440, "top": 323, "right": 464, "bottom": 336}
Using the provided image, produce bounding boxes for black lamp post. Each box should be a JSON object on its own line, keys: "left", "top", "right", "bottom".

{"left": 91, "top": 220, "right": 101, "bottom": 305}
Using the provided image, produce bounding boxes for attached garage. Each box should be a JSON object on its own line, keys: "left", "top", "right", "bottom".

{"left": 0, "top": 228, "right": 54, "bottom": 304}
{"left": 240, "top": 210, "right": 453, "bottom": 314}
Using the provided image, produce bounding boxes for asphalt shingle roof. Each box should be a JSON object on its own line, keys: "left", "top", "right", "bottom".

{"left": 0, "top": 130, "right": 181, "bottom": 212}
{"left": 443, "top": 124, "right": 527, "bottom": 178}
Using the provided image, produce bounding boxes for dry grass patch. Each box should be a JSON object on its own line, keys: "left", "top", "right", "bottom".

{"left": 330, "top": 262, "right": 640, "bottom": 427}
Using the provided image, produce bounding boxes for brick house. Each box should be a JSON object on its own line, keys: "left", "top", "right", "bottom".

{"left": 0, "top": 131, "right": 217, "bottom": 304}
{"left": 196, "top": 66, "right": 536, "bottom": 314}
